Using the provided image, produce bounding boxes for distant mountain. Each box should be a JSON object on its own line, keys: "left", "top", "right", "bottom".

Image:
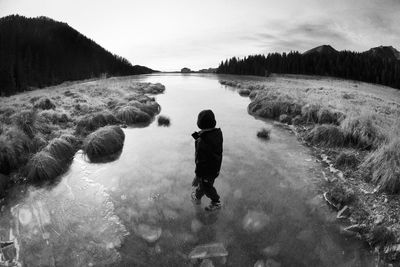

{"left": 0, "top": 15, "right": 155, "bottom": 96}
{"left": 303, "top": 45, "right": 338, "bottom": 55}
{"left": 364, "top": 46, "right": 400, "bottom": 61}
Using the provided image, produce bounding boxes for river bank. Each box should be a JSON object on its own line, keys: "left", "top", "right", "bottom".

{"left": 0, "top": 76, "right": 165, "bottom": 199}
{"left": 219, "top": 74, "right": 400, "bottom": 263}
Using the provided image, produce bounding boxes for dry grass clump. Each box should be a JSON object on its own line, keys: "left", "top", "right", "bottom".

{"left": 34, "top": 98, "right": 56, "bottom": 110}
{"left": 366, "top": 226, "right": 396, "bottom": 247}
{"left": 157, "top": 115, "right": 170, "bottom": 126}
{"left": 43, "top": 138, "right": 75, "bottom": 164}
{"left": 317, "top": 108, "right": 343, "bottom": 125}
{"left": 341, "top": 115, "right": 386, "bottom": 150}
{"left": 360, "top": 138, "right": 400, "bottom": 193}
{"left": 334, "top": 151, "right": 360, "bottom": 169}
{"left": 0, "top": 128, "right": 32, "bottom": 174}
{"left": 39, "top": 110, "right": 69, "bottom": 124}
{"left": 249, "top": 91, "right": 258, "bottom": 100}
{"left": 301, "top": 104, "right": 321, "bottom": 124}
{"left": 12, "top": 109, "right": 40, "bottom": 138}
{"left": 128, "top": 100, "right": 160, "bottom": 117}
{"left": 26, "top": 151, "right": 63, "bottom": 182}
{"left": 238, "top": 89, "right": 251, "bottom": 97}
{"left": 327, "top": 183, "right": 356, "bottom": 208}
{"left": 60, "top": 134, "right": 80, "bottom": 149}
{"left": 292, "top": 115, "right": 303, "bottom": 126}
{"left": 143, "top": 83, "right": 166, "bottom": 94}
{"left": 279, "top": 114, "right": 292, "bottom": 124}
{"left": 248, "top": 95, "right": 302, "bottom": 120}
{"left": 116, "top": 106, "right": 151, "bottom": 125}
{"left": 76, "top": 111, "right": 120, "bottom": 135}
{"left": 257, "top": 128, "right": 271, "bottom": 140}
{"left": 306, "top": 124, "right": 345, "bottom": 147}
{"left": 83, "top": 125, "right": 125, "bottom": 163}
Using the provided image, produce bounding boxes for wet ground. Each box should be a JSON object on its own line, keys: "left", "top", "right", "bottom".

{"left": 0, "top": 74, "right": 375, "bottom": 266}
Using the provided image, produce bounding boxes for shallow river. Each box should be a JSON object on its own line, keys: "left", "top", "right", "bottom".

{"left": 1, "top": 74, "right": 375, "bottom": 266}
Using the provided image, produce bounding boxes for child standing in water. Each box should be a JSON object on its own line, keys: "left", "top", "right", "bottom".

{"left": 191, "top": 110, "right": 223, "bottom": 211}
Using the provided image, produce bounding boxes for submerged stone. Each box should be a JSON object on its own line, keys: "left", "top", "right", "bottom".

{"left": 188, "top": 243, "right": 228, "bottom": 259}
{"left": 254, "top": 259, "right": 266, "bottom": 267}
{"left": 136, "top": 224, "right": 162, "bottom": 243}
{"left": 243, "top": 210, "right": 270, "bottom": 232}
{"left": 265, "top": 258, "right": 281, "bottom": 267}
{"left": 200, "top": 259, "right": 215, "bottom": 267}
{"left": 262, "top": 243, "right": 281, "bottom": 257}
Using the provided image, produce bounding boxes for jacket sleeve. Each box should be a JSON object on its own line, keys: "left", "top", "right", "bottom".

{"left": 195, "top": 138, "right": 209, "bottom": 176}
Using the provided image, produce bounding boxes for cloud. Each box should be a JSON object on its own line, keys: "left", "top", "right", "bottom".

{"left": 243, "top": 20, "right": 353, "bottom": 53}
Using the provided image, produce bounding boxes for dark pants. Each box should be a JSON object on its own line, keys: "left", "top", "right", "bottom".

{"left": 193, "top": 176, "right": 220, "bottom": 203}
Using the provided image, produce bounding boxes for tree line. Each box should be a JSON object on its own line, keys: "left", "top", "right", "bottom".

{"left": 0, "top": 15, "right": 155, "bottom": 96}
{"left": 217, "top": 50, "right": 400, "bottom": 89}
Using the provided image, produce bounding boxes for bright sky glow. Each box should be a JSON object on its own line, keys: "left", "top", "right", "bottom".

{"left": 1, "top": 0, "right": 399, "bottom": 71}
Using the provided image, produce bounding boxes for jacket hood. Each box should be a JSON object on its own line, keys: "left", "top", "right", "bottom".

{"left": 197, "top": 110, "right": 216, "bottom": 129}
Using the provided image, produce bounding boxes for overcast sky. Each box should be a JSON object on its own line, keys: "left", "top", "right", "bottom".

{"left": 1, "top": 0, "right": 400, "bottom": 71}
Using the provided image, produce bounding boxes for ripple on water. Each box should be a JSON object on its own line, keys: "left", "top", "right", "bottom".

{"left": 10, "top": 158, "right": 128, "bottom": 266}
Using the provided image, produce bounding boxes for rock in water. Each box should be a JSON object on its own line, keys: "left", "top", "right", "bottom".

{"left": 242, "top": 210, "right": 270, "bottom": 232}
{"left": 136, "top": 224, "right": 162, "bottom": 243}
{"left": 262, "top": 243, "right": 281, "bottom": 257}
{"left": 188, "top": 243, "right": 228, "bottom": 260}
{"left": 254, "top": 259, "right": 266, "bottom": 267}
{"left": 200, "top": 259, "right": 215, "bottom": 267}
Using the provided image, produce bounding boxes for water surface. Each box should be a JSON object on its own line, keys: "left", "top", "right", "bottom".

{"left": 2, "top": 74, "right": 375, "bottom": 266}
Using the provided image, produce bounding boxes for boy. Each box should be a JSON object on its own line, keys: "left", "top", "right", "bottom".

{"left": 191, "top": 109, "right": 223, "bottom": 211}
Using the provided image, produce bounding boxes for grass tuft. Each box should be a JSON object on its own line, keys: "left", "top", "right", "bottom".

{"left": 44, "top": 138, "right": 75, "bottom": 164}
{"left": 76, "top": 111, "right": 120, "bottom": 135}
{"left": 301, "top": 104, "right": 321, "bottom": 124}
{"left": 157, "top": 115, "right": 171, "bottom": 126}
{"left": 26, "top": 151, "right": 63, "bottom": 182}
{"left": 317, "top": 108, "right": 343, "bottom": 125}
{"left": 360, "top": 138, "right": 400, "bottom": 193}
{"left": 12, "top": 109, "right": 39, "bottom": 138}
{"left": 249, "top": 95, "right": 302, "bottom": 120}
{"left": 127, "top": 100, "right": 160, "bottom": 116}
{"left": 257, "top": 128, "right": 271, "bottom": 140}
{"left": 306, "top": 124, "right": 345, "bottom": 147}
{"left": 334, "top": 151, "right": 360, "bottom": 169}
{"left": 341, "top": 115, "right": 386, "bottom": 150}
{"left": 116, "top": 106, "right": 152, "bottom": 125}
{"left": 60, "top": 134, "right": 80, "bottom": 149}
{"left": 34, "top": 98, "right": 56, "bottom": 110}
{"left": 328, "top": 183, "right": 356, "bottom": 208}
{"left": 83, "top": 125, "right": 125, "bottom": 163}
{"left": 238, "top": 89, "right": 251, "bottom": 96}
{"left": 279, "top": 114, "right": 292, "bottom": 124}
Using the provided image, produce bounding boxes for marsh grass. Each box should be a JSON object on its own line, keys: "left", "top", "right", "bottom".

{"left": 361, "top": 138, "right": 400, "bottom": 193}
{"left": 116, "top": 106, "right": 152, "bottom": 125}
{"left": 127, "top": 100, "right": 161, "bottom": 116}
{"left": 328, "top": 182, "right": 356, "bottom": 208}
{"left": 60, "top": 134, "right": 80, "bottom": 150}
{"left": 76, "top": 111, "right": 120, "bottom": 135}
{"left": 26, "top": 151, "right": 63, "bottom": 182}
{"left": 12, "top": 109, "right": 40, "bottom": 138}
{"left": 157, "top": 115, "right": 171, "bottom": 126}
{"left": 44, "top": 138, "right": 75, "bottom": 164}
{"left": 0, "top": 127, "right": 31, "bottom": 174}
{"left": 257, "top": 128, "right": 271, "bottom": 140}
{"left": 279, "top": 114, "right": 292, "bottom": 124}
{"left": 341, "top": 115, "right": 386, "bottom": 150}
{"left": 248, "top": 95, "right": 302, "bottom": 120}
{"left": 306, "top": 124, "right": 346, "bottom": 147}
{"left": 34, "top": 98, "right": 56, "bottom": 110}
{"left": 39, "top": 110, "right": 69, "bottom": 124}
{"left": 334, "top": 151, "right": 360, "bottom": 169}
{"left": 238, "top": 89, "right": 251, "bottom": 96}
{"left": 83, "top": 125, "right": 125, "bottom": 163}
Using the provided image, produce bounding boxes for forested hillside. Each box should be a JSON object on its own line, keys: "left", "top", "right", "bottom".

{"left": 217, "top": 45, "right": 400, "bottom": 89}
{"left": 0, "top": 15, "right": 155, "bottom": 96}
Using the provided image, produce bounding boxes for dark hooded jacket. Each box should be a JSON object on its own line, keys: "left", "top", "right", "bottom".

{"left": 194, "top": 128, "right": 223, "bottom": 178}
{"left": 193, "top": 110, "right": 223, "bottom": 178}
